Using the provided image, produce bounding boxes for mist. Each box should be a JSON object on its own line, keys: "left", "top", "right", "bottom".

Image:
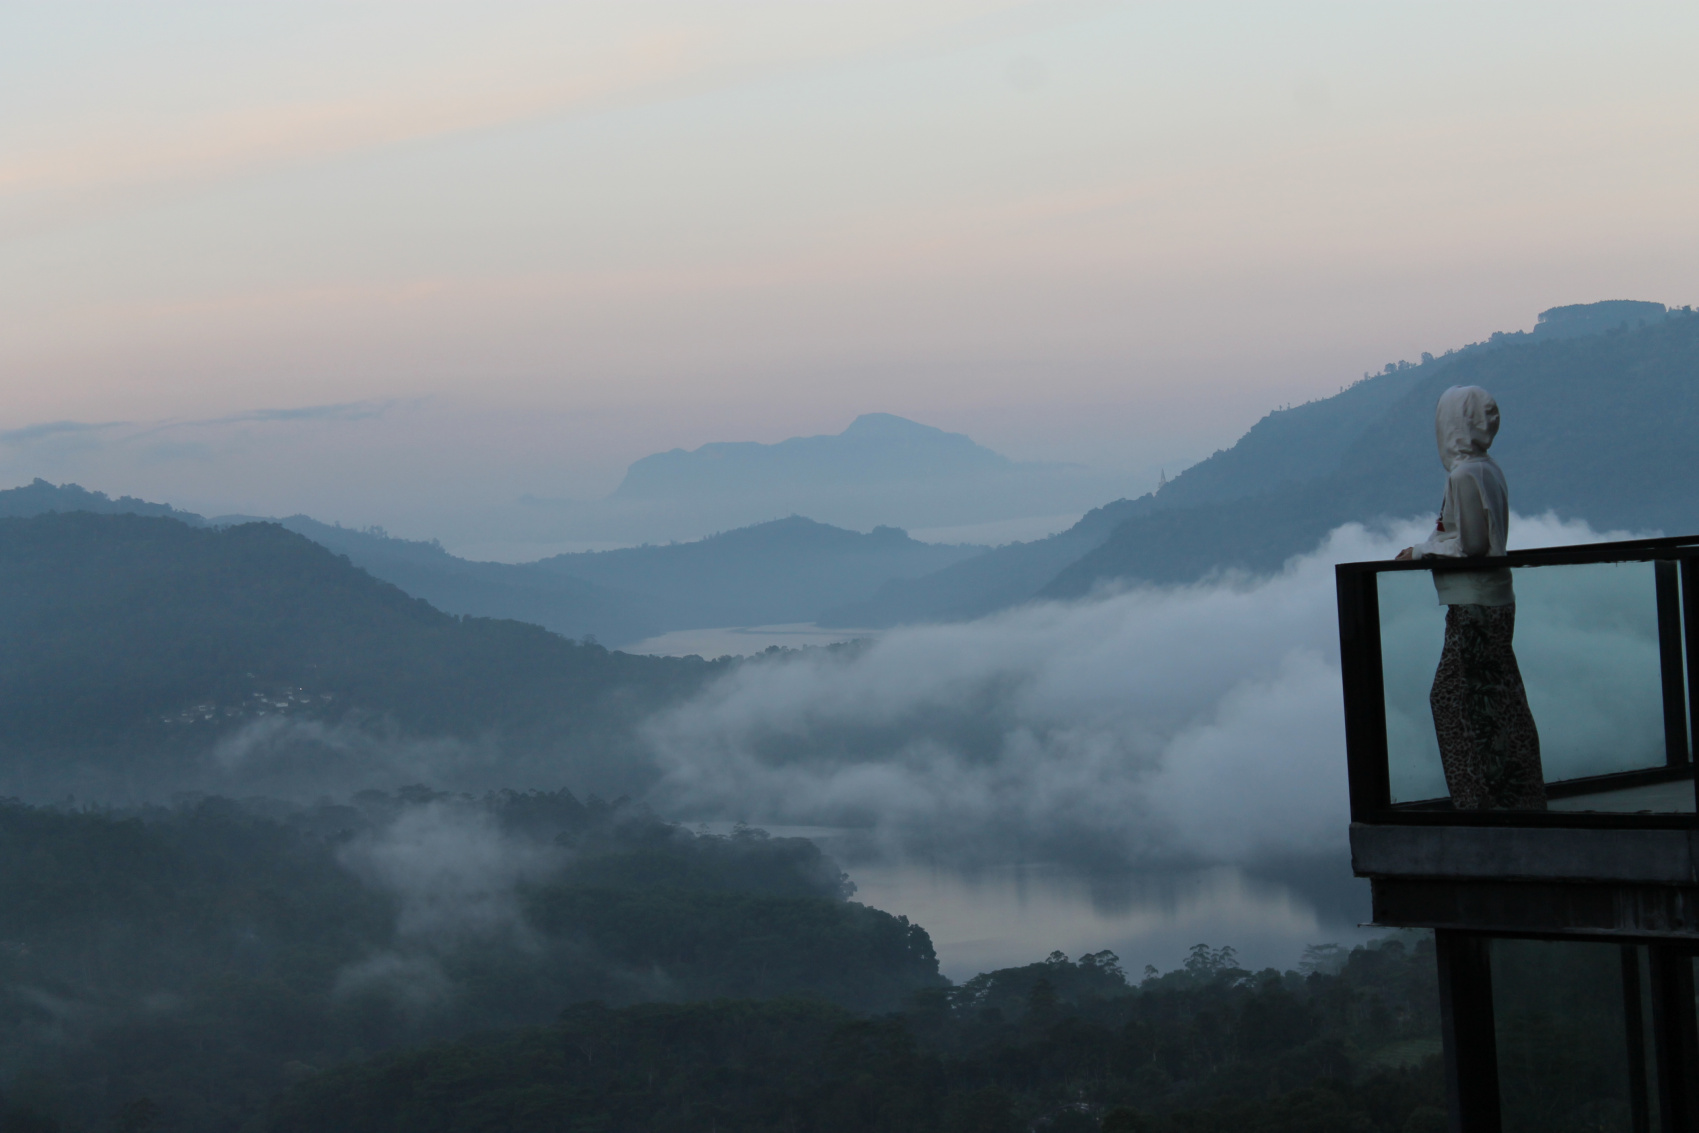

{"left": 643, "top": 512, "right": 1638, "bottom": 869}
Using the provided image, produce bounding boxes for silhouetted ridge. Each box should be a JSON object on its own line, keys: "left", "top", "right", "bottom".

{"left": 0, "top": 476, "right": 205, "bottom": 523}
{"left": 0, "top": 484, "right": 980, "bottom": 646}
{"left": 611, "top": 413, "right": 1014, "bottom": 501}
{"left": 1533, "top": 299, "right": 1667, "bottom": 340}
{"left": 0, "top": 512, "right": 721, "bottom": 799}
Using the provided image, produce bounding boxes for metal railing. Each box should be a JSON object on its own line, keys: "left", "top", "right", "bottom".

{"left": 1336, "top": 534, "right": 1699, "bottom": 828}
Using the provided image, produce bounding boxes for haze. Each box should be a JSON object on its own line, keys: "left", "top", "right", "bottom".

{"left": 4, "top": 2, "right": 1698, "bottom": 550}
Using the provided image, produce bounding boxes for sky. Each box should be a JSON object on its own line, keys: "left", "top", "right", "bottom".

{"left": 3, "top": 2, "right": 1697, "bottom": 552}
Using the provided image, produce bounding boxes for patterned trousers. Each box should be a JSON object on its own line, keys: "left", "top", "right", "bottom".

{"left": 1430, "top": 603, "right": 1547, "bottom": 810}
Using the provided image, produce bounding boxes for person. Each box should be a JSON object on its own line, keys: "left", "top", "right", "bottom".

{"left": 1395, "top": 386, "right": 1546, "bottom": 810}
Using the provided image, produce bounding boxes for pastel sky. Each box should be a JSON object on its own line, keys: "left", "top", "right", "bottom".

{"left": 3, "top": 2, "right": 1697, "bottom": 552}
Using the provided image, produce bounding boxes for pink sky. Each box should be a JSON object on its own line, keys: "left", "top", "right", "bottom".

{"left": 3, "top": 2, "right": 1697, "bottom": 551}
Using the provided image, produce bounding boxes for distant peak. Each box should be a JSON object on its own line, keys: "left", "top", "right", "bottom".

{"left": 1538, "top": 299, "right": 1666, "bottom": 324}
{"left": 841, "top": 413, "right": 949, "bottom": 437}
{"left": 1533, "top": 300, "right": 1668, "bottom": 340}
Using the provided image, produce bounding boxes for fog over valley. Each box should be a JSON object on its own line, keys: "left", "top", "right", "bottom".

{"left": 5, "top": 5, "right": 1699, "bottom": 1125}
{"left": 3, "top": 303, "right": 1693, "bottom": 1133}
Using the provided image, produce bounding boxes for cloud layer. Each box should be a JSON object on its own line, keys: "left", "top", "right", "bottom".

{"left": 644, "top": 513, "right": 1634, "bottom": 867}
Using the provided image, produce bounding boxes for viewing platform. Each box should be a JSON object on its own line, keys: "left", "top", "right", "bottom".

{"left": 1337, "top": 535, "right": 1699, "bottom": 1131}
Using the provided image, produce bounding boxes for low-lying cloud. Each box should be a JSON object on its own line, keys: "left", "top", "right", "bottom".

{"left": 209, "top": 716, "right": 486, "bottom": 797}
{"left": 337, "top": 802, "right": 559, "bottom": 943}
{"left": 332, "top": 801, "right": 561, "bottom": 1008}
{"left": 643, "top": 513, "right": 1636, "bottom": 868}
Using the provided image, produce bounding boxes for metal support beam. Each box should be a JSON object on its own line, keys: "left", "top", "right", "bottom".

{"left": 1658, "top": 561, "right": 1690, "bottom": 766}
{"left": 1436, "top": 930, "right": 1500, "bottom": 1133}
{"left": 1681, "top": 561, "right": 1699, "bottom": 810}
{"left": 1651, "top": 945, "right": 1699, "bottom": 1133}
{"left": 1623, "top": 945, "right": 1652, "bottom": 1133}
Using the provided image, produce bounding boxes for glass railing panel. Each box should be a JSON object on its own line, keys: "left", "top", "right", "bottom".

{"left": 1513, "top": 560, "right": 1666, "bottom": 781}
{"left": 1378, "top": 568, "right": 1450, "bottom": 805}
{"left": 1380, "top": 559, "right": 1690, "bottom": 811}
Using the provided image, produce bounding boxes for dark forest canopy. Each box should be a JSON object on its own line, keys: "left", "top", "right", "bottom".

{"left": 0, "top": 792, "right": 938, "bottom": 1132}
{"left": 261, "top": 940, "right": 1452, "bottom": 1133}
{"left": 0, "top": 786, "right": 1458, "bottom": 1133}
{"left": 259, "top": 933, "right": 1639, "bottom": 1133}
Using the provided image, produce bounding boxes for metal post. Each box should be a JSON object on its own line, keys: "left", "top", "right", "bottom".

{"left": 1680, "top": 561, "right": 1699, "bottom": 810}
{"left": 1336, "top": 566, "right": 1390, "bottom": 819}
{"left": 1623, "top": 945, "right": 1652, "bottom": 1133}
{"left": 1436, "top": 930, "right": 1501, "bottom": 1133}
{"left": 1656, "top": 561, "right": 1689, "bottom": 765}
{"left": 1650, "top": 944, "right": 1699, "bottom": 1133}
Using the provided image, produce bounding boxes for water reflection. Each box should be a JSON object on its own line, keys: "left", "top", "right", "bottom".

{"left": 846, "top": 858, "right": 1373, "bottom": 981}
{"left": 691, "top": 821, "right": 1373, "bottom": 979}
{"left": 696, "top": 829, "right": 1367, "bottom": 981}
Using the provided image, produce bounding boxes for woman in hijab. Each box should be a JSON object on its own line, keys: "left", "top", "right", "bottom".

{"left": 1395, "top": 386, "right": 1546, "bottom": 810}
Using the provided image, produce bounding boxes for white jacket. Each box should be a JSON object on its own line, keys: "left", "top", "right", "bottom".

{"left": 1411, "top": 386, "right": 1514, "bottom": 606}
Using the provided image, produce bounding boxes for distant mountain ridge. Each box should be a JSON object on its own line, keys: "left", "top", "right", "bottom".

{"left": 529, "top": 516, "right": 978, "bottom": 630}
{"left": 0, "top": 482, "right": 981, "bottom": 647}
{"left": 533, "top": 412, "right": 1138, "bottom": 543}
{"left": 0, "top": 512, "right": 722, "bottom": 801}
{"left": 613, "top": 413, "right": 1018, "bottom": 498}
{"left": 1043, "top": 302, "right": 1699, "bottom": 596}
{"left": 828, "top": 300, "right": 1699, "bottom": 623}
{"left": 0, "top": 478, "right": 204, "bottom": 524}
{"left": 8, "top": 300, "right": 1692, "bottom": 638}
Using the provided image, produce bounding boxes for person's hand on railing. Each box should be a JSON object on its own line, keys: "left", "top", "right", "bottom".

{"left": 1394, "top": 547, "right": 1414, "bottom": 561}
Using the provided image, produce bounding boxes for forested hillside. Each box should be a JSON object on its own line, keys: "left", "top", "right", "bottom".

{"left": 284, "top": 514, "right": 977, "bottom": 644}
{"left": 0, "top": 478, "right": 204, "bottom": 524}
{"left": 261, "top": 940, "right": 1456, "bottom": 1133}
{"left": 534, "top": 515, "right": 977, "bottom": 630}
{"left": 0, "top": 793, "right": 938, "bottom": 1132}
{"left": 273, "top": 514, "right": 666, "bottom": 645}
{"left": 0, "top": 513, "right": 724, "bottom": 800}
{"left": 0, "top": 484, "right": 982, "bottom": 646}
{"left": 0, "top": 800, "right": 1466, "bottom": 1133}
{"left": 1048, "top": 304, "right": 1699, "bottom": 594}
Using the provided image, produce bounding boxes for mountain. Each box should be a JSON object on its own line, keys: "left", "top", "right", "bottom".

{"left": 12, "top": 301, "right": 1691, "bottom": 639}
{"left": 273, "top": 515, "right": 980, "bottom": 643}
{"left": 1046, "top": 302, "right": 1699, "bottom": 595}
{"left": 0, "top": 476, "right": 205, "bottom": 524}
{"left": 614, "top": 412, "right": 1014, "bottom": 497}
{"left": 268, "top": 515, "right": 665, "bottom": 645}
{"left": 818, "top": 497, "right": 1143, "bottom": 627}
{"left": 833, "top": 301, "right": 1699, "bottom": 621}
{"left": 0, "top": 512, "right": 724, "bottom": 801}
{"left": 532, "top": 516, "right": 980, "bottom": 630}
{"left": 530, "top": 412, "right": 1140, "bottom": 543}
{"left": 1531, "top": 299, "right": 1668, "bottom": 340}
{"left": 0, "top": 483, "right": 983, "bottom": 647}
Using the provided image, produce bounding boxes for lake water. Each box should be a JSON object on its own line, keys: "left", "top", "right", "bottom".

{"left": 846, "top": 858, "right": 1374, "bottom": 982}
{"left": 696, "top": 824, "right": 1375, "bottom": 982}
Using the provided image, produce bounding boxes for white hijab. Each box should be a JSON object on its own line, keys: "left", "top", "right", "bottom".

{"left": 1416, "top": 385, "right": 1509, "bottom": 559}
